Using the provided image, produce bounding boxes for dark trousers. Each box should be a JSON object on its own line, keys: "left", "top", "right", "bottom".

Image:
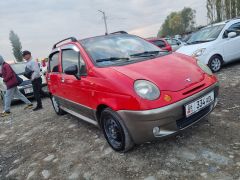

{"left": 32, "top": 77, "right": 42, "bottom": 107}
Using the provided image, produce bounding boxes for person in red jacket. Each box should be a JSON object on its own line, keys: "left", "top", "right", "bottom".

{"left": 0, "top": 55, "right": 33, "bottom": 117}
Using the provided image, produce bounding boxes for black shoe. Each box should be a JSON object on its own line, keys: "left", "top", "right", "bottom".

{"left": 33, "top": 106, "right": 43, "bottom": 111}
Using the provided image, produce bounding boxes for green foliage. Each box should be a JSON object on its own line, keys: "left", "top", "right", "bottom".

{"left": 9, "top": 30, "right": 23, "bottom": 62}
{"left": 158, "top": 7, "right": 196, "bottom": 37}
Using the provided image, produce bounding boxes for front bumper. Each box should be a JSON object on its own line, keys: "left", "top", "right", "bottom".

{"left": 117, "top": 83, "right": 219, "bottom": 144}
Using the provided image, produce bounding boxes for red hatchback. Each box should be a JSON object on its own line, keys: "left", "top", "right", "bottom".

{"left": 47, "top": 32, "right": 219, "bottom": 152}
{"left": 147, "top": 38, "right": 172, "bottom": 52}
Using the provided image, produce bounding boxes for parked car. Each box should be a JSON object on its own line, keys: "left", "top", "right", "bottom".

{"left": 165, "top": 38, "right": 185, "bottom": 51}
{"left": 147, "top": 38, "right": 172, "bottom": 52}
{"left": 47, "top": 32, "right": 219, "bottom": 152}
{"left": 0, "top": 62, "right": 48, "bottom": 101}
{"left": 177, "top": 18, "right": 240, "bottom": 72}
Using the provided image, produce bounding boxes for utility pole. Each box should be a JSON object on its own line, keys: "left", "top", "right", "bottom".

{"left": 98, "top": 10, "right": 108, "bottom": 35}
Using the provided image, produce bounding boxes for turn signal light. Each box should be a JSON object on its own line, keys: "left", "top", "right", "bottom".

{"left": 164, "top": 95, "right": 172, "bottom": 102}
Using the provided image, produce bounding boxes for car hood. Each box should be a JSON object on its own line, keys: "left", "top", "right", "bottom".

{"left": 18, "top": 75, "right": 32, "bottom": 86}
{"left": 111, "top": 53, "right": 204, "bottom": 92}
{"left": 176, "top": 41, "right": 215, "bottom": 56}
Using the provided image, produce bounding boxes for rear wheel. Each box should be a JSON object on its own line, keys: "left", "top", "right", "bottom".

{"left": 50, "top": 96, "right": 65, "bottom": 115}
{"left": 101, "top": 108, "right": 134, "bottom": 152}
{"left": 208, "top": 55, "right": 223, "bottom": 72}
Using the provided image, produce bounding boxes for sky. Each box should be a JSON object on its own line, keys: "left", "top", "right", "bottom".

{"left": 0, "top": 0, "right": 207, "bottom": 60}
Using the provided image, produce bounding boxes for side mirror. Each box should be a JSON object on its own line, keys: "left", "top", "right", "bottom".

{"left": 64, "top": 65, "right": 80, "bottom": 79}
{"left": 228, "top": 31, "right": 237, "bottom": 38}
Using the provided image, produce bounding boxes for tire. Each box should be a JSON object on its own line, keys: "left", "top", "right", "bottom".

{"left": 50, "top": 96, "right": 66, "bottom": 115}
{"left": 101, "top": 108, "right": 134, "bottom": 152}
{"left": 208, "top": 55, "right": 223, "bottom": 72}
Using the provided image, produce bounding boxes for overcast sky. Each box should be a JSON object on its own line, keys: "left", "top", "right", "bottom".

{"left": 0, "top": 0, "right": 207, "bottom": 60}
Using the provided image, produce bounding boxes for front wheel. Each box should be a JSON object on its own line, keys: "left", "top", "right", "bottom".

{"left": 208, "top": 55, "right": 223, "bottom": 72}
{"left": 50, "top": 96, "right": 66, "bottom": 115}
{"left": 101, "top": 108, "right": 134, "bottom": 152}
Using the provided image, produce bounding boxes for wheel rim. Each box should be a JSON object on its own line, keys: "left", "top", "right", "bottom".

{"left": 52, "top": 97, "right": 60, "bottom": 112}
{"left": 211, "top": 58, "right": 221, "bottom": 71}
{"left": 103, "top": 115, "right": 124, "bottom": 150}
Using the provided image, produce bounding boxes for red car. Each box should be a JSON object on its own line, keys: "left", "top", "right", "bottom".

{"left": 147, "top": 38, "right": 172, "bottom": 52}
{"left": 47, "top": 32, "right": 219, "bottom": 152}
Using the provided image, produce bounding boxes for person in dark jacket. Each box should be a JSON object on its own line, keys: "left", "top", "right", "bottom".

{"left": 0, "top": 55, "right": 33, "bottom": 117}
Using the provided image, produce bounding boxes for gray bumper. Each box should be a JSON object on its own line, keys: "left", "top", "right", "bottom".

{"left": 117, "top": 83, "right": 219, "bottom": 144}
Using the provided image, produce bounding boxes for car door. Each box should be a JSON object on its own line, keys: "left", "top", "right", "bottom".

{"left": 60, "top": 45, "right": 94, "bottom": 119}
{"left": 222, "top": 22, "right": 240, "bottom": 62}
{"left": 47, "top": 51, "right": 61, "bottom": 97}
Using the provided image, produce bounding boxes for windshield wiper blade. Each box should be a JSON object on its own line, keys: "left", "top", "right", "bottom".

{"left": 187, "top": 40, "right": 211, "bottom": 45}
{"left": 96, "top": 57, "right": 130, "bottom": 63}
{"left": 130, "top": 51, "right": 160, "bottom": 57}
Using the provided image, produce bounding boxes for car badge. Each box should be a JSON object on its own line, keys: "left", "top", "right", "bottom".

{"left": 186, "top": 78, "right": 191, "bottom": 82}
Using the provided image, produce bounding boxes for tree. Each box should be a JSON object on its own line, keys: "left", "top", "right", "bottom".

{"left": 231, "top": 0, "right": 237, "bottom": 18}
{"left": 207, "top": 0, "right": 216, "bottom": 24}
{"left": 216, "top": 0, "right": 223, "bottom": 22}
{"left": 237, "top": 0, "right": 240, "bottom": 16}
{"left": 207, "top": 0, "right": 240, "bottom": 23}
{"left": 225, "top": 0, "right": 231, "bottom": 19}
{"left": 9, "top": 30, "right": 23, "bottom": 62}
{"left": 158, "top": 7, "right": 196, "bottom": 37}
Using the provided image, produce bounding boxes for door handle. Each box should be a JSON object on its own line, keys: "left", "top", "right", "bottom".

{"left": 61, "top": 78, "right": 65, "bottom": 83}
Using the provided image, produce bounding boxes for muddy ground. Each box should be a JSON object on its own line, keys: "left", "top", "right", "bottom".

{"left": 0, "top": 62, "right": 240, "bottom": 180}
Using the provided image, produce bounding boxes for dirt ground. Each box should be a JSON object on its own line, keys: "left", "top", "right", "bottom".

{"left": 0, "top": 62, "right": 240, "bottom": 180}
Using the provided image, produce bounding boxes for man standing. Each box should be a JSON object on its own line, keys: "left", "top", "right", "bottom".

{"left": 0, "top": 55, "right": 33, "bottom": 117}
{"left": 23, "top": 51, "right": 43, "bottom": 111}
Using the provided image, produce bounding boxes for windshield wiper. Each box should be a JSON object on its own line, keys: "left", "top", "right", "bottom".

{"left": 130, "top": 51, "right": 161, "bottom": 57}
{"left": 187, "top": 40, "right": 212, "bottom": 45}
{"left": 96, "top": 57, "right": 130, "bottom": 63}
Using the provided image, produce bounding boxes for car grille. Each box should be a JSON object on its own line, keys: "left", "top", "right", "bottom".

{"left": 176, "top": 105, "right": 212, "bottom": 129}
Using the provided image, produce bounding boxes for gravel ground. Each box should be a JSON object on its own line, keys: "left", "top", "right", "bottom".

{"left": 0, "top": 62, "right": 240, "bottom": 180}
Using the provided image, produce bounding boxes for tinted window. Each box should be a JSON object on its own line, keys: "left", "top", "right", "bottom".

{"left": 62, "top": 49, "right": 79, "bottom": 73}
{"left": 229, "top": 22, "right": 240, "bottom": 36}
{"left": 49, "top": 52, "right": 59, "bottom": 72}
{"left": 152, "top": 40, "right": 166, "bottom": 48}
{"left": 62, "top": 49, "right": 86, "bottom": 74}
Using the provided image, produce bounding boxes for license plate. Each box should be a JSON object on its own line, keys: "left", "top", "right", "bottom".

{"left": 24, "top": 88, "right": 33, "bottom": 94}
{"left": 185, "top": 91, "right": 214, "bottom": 117}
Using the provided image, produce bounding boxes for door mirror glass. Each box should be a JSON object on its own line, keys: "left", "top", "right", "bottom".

{"left": 64, "top": 65, "right": 78, "bottom": 76}
{"left": 228, "top": 31, "right": 237, "bottom": 38}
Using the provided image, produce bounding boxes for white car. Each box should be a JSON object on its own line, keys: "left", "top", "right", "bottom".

{"left": 177, "top": 18, "right": 240, "bottom": 72}
{"left": 0, "top": 62, "right": 48, "bottom": 101}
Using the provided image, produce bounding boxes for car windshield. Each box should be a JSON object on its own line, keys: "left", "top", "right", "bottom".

{"left": 11, "top": 63, "right": 26, "bottom": 74}
{"left": 81, "top": 34, "right": 168, "bottom": 67}
{"left": 187, "top": 24, "right": 225, "bottom": 44}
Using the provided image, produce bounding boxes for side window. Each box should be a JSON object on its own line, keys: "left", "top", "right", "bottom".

{"left": 171, "top": 39, "right": 178, "bottom": 45}
{"left": 62, "top": 49, "right": 86, "bottom": 75}
{"left": 224, "top": 23, "right": 240, "bottom": 38}
{"left": 49, "top": 52, "right": 59, "bottom": 72}
{"left": 229, "top": 23, "right": 240, "bottom": 36}
{"left": 153, "top": 40, "right": 166, "bottom": 48}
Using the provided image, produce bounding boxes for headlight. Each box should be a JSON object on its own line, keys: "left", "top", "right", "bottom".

{"left": 197, "top": 60, "right": 213, "bottom": 75}
{"left": 134, "top": 80, "right": 160, "bottom": 100}
{"left": 192, "top": 48, "right": 206, "bottom": 57}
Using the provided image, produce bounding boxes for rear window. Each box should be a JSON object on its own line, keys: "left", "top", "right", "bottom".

{"left": 152, "top": 40, "right": 166, "bottom": 48}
